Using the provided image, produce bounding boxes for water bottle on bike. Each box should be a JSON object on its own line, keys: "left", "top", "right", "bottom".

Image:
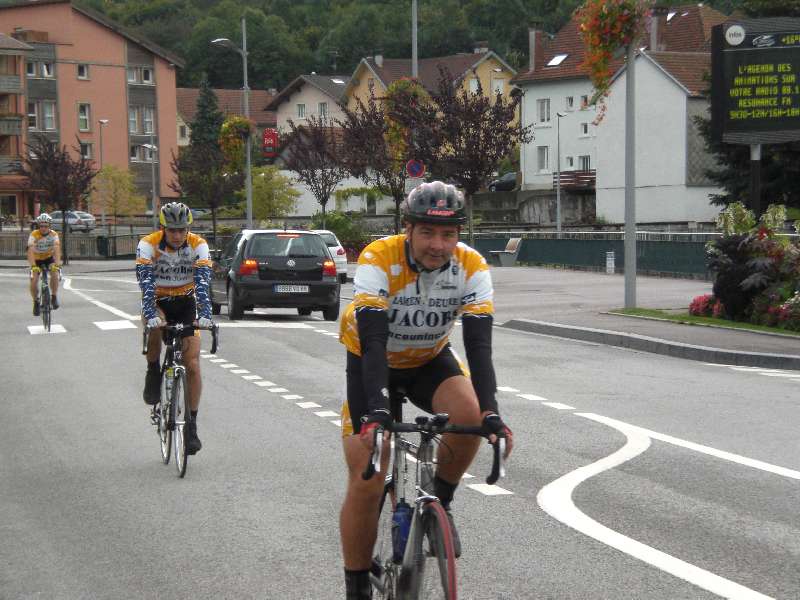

{"left": 391, "top": 500, "right": 413, "bottom": 563}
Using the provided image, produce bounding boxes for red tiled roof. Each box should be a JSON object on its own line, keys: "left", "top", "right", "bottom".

{"left": 513, "top": 4, "right": 727, "bottom": 85}
{"left": 366, "top": 51, "right": 512, "bottom": 92}
{"left": 176, "top": 88, "right": 276, "bottom": 127}
{"left": 646, "top": 51, "right": 711, "bottom": 97}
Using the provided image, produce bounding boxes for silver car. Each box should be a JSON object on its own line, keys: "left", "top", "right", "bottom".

{"left": 50, "top": 210, "right": 95, "bottom": 232}
{"left": 311, "top": 230, "right": 348, "bottom": 283}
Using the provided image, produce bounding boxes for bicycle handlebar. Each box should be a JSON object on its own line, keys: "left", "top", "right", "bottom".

{"left": 361, "top": 417, "right": 507, "bottom": 485}
{"left": 141, "top": 322, "right": 220, "bottom": 355}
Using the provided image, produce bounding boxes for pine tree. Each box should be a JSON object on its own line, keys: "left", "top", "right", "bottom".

{"left": 190, "top": 73, "right": 224, "bottom": 148}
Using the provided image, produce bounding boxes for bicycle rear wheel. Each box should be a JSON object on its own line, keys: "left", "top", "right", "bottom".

{"left": 371, "top": 480, "right": 398, "bottom": 599}
{"left": 158, "top": 372, "right": 171, "bottom": 464}
{"left": 171, "top": 368, "right": 188, "bottom": 477}
{"left": 415, "top": 501, "right": 457, "bottom": 600}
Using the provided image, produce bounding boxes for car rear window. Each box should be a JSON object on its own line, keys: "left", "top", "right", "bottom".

{"left": 247, "top": 233, "right": 328, "bottom": 258}
{"left": 317, "top": 233, "right": 339, "bottom": 247}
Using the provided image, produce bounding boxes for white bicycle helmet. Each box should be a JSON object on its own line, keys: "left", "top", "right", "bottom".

{"left": 159, "top": 202, "right": 193, "bottom": 228}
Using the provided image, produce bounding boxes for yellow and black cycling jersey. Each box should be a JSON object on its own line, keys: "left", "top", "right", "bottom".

{"left": 135, "top": 230, "right": 211, "bottom": 298}
{"left": 339, "top": 234, "right": 494, "bottom": 369}
{"left": 27, "top": 229, "right": 59, "bottom": 261}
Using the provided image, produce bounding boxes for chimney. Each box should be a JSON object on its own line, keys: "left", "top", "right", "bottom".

{"left": 650, "top": 5, "right": 670, "bottom": 51}
{"left": 473, "top": 41, "right": 489, "bottom": 54}
{"left": 528, "top": 27, "right": 540, "bottom": 72}
{"left": 374, "top": 54, "right": 383, "bottom": 68}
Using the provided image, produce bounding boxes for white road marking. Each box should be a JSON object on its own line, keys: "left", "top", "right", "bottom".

{"left": 209, "top": 358, "right": 227, "bottom": 363}
{"left": 315, "top": 410, "right": 339, "bottom": 418}
{"left": 253, "top": 381, "right": 277, "bottom": 387}
{"left": 215, "top": 322, "right": 314, "bottom": 329}
{"left": 583, "top": 413, "right": 800, "bottom": 480}
{"left": 542, "top": 402, "right": 575, "bottom": 410}
{"left": 242, "top": 375, "right": 262, "bottom": 381}
{"left": 220, "top": 364, "right": 238, "bottom": 369}
{"left": 517, "top": 393, "right": 547, "bottom": 401}
{"left": 230, "top": 369, "right": 250, "bottom": 374}
{"left": 497, "top": 386, "right": 519, "bottom": 392}
{"left": 331, "top": 420, "right": 342, "bottom": 427}
{"left": 314, "top": 329, "right": 330, "bottom": 333}
{"left": 268, "top": 387, "right": 289, "bottom": 393}
{"left": 325, "top": 332, "right": 339, "bottom": 336}
{"left": 729, "top": 366, "right": 785, "bottom": 373}
{"left": 703, "top": 363, "right": 734, "bottom": 367}
{"left": 28, "top": 324, "right": 66, "bottom": 334}
{"left": 297, "top": 401, "right": 322, "bottom": 409}
{"left": 467, "top": 483, "right": 513, "bottom": 496}
{"left": 282, "top": 394, "right": 303, "bottom": 400}
{"left": 757, "top": 372, "right": 800, "bottom": 378}
{"left": 63, "top": 277, "right": 139, "bottom": 320}
{"left": 539, "top": 415, "right": 774, "bottom": 600}
{"left": 201, "top": 354, "right": 216, "bottom": 359}
{"left": 94, "top": 320, "right": 136, "bottom": 330}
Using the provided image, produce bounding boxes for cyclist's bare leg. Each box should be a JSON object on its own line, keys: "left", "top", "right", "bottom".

{"left": 340, "top": 434, "right": 390, "bottom": 569}
{"left": 181, "top": 334, "right": 201, "bottom": 411}
{"left": 143, "top": 308, "right": 167, "bottom": 362}
{"left": 29, "top": 270, "right": 39, "bottom": 300}
{"left": 50, "top": 267, "right": 59, "bottom": 296}
{"left": 431, "top": 375, "right": 482, "bottom": 485}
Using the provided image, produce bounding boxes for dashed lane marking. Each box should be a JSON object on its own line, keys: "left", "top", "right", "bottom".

{"left": 297, "top": 401, "right": 322, "bottom": 409}
{"left": 517, "top": 393, "right": 548, "bottom": 401}
{"left": 315, "top": 410, "right": 339, "bottom": 418}
{"left": 215, "top": 322, "right": 315, "bottom": 329}
{"left": 331, "top": 420, "right": 342, "bottom": 427}
{"left": 28, "top": 324, "right": 66, "bottom": 335}
{"left": 268, "top": 387, "right": 289, "bottom": 393}
{"left": 231, "top": 369, "right": 250, "bottom": 374}
{"left": 94, "top": 320, "right": 137, "bottom": 330}
{"left": 497, "top": 386, "right": 519, "bottom": 392}
{"left": 242, "top": 375, "right": 262, "bottom": 381}
{"left": 220, "top": 364, "right": 238, "bottom": 369}
{"left": 282, "top": 394, "right": 303, "bottom": 400}
{"left": 467, "top": 483, "right": 513, "bottom": 496}
{"left": 209, "top": 358, "right": 227, "bottom": 363}
{"left": 542, "top": 402, "right": 575, "bottom": 410}
{"left": 253, "top": 381, "right": 277, "bottom": 387}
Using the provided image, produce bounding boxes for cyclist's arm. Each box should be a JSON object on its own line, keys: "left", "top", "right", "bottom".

{"left": 356, "top": 307, "right": 390, "bottom": 413}
{"left": 462, "top": 314, "right": 498, "bottom": 415}
{"left": 135, "top": 240, "right": 158, "bottom": 320}
{"left": 193, "top": 240, "right": 213, "bottom": 319}
{"left": 52, "top": 234, "right": 62, "bottom": 267}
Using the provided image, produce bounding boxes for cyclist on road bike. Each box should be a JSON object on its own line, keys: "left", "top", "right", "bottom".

{"left": 136, "top": 202, "right": 213, "bottom": 455}
{"left": 27, "top": 213, "right": 62, "bottom": 315}
{"left": 338, "top": 181, "right": 514, "bottom": 599}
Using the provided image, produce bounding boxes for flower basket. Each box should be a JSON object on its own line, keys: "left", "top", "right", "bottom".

{"left": 576, "top": 0, "right": 651, "bottom": 123}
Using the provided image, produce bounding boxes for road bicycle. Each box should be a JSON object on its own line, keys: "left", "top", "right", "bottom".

{"left": 363, "top": 390, "right": 506, "bottom": 600}
{"left": 34, "top": 265, "right": 58, "bottom": 332}
{"left": 142, "top": 321, "right": 218, "bottom": 478}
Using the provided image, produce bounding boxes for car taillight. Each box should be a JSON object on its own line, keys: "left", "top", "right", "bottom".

{"left": 323, "top": 259, "right": 337, "bottom": 277}
{"left": 336, "top": 248, "right": 346, "bottom": 256}
{"left": 238, "top": 258, "right": 258, "bottom": 276}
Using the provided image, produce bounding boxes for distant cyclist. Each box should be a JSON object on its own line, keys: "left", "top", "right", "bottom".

{"left": 338, "top": 181, "right": 514, "bottom": 599}
{"left": 27, "top": 213, "right": 61, "bottom": 315}
{"left": 135, "top": 202, "right": 213, "bottom": 455}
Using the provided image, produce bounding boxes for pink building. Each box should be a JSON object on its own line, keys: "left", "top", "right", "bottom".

{"left": 0, "top": 0, "right": 183, "bottom": 221}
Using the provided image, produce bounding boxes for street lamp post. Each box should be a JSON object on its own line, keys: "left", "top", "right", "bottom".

{"left": 98, "top": 118, "right": 109, "bottom": 233}
{"left": 555, "top": 112, "right": 565, "bottom": 235}
{"left": 212, "top": 16, "right": 253, "bottom": 229}
{"left": 143, "top": 134, "right": 158, "bottom": 230}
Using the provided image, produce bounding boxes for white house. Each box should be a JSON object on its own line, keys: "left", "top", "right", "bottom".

{"left": 513, "top": 4, "right": 728, "bottom": 224}
{"left": 596, "top": 51, "right": 722, "bottom": 223}
{"left": 267, "top": 73, "right": 350, "bottom": 133}
{"left": 280, "top": 172, "right": 394, "bottom": 217}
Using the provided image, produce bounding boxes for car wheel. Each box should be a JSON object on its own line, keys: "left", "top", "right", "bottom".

{"left": 227, "top": 282, "right": 244, "bottom": 320}
{"left": 322, "top": 301, "right": 340, "bottom": 322}
{"left": 297, "top": 307, "right": 312, "bottom": 316}
{"left": 211, "top": 289, "right": 221, "bottom": 316}
{"left": 339, "top": 273, "right": 347, "bottom": 284}
{"left": 489, "top": 185, "right": 497, "bottom": 192}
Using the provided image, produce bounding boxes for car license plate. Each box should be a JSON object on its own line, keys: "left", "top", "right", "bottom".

{"left": 274, "top": 284, "right": 309, "bottom": 293}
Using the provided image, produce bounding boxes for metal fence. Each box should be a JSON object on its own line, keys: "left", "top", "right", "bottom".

{"left": 0, "top": 233, "right": 140, "bottom": 259}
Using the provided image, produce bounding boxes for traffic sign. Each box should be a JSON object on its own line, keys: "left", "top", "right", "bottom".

{"left": 405, "top": 159, "right": 425, "bottom": 178}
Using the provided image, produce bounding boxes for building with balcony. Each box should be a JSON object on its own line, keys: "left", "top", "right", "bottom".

{"left": 0, "top": 0, "right": 184, "bottom": 222}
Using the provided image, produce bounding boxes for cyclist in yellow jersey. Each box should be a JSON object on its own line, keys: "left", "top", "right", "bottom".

{"left": 27, "top": 213, "right": 62, "bottom": 315}
{"left": 135, "top": 202, "right": 213, "bottom": 455}
{"left": 339, "top": 181, "right": 514, "bottom": 599}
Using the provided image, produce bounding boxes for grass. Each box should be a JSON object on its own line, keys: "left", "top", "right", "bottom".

{"left": 610, "top": 307, "right": 800, "bottom": 337}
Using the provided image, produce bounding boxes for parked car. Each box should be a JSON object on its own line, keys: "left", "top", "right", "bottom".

{"left": 210, "top": 229, "right": 341, "bottom": 321}
{"left": 311, "top": 229, "right": 348, "bottom": 283}
{"left": 190, "top": 208, "right": 210, "bottom": 219}
{"left": 487, "top": 172, "right": 517, "bottom": 192}
{"left": 49, "top": 210, "right": 95, "bottom": 232}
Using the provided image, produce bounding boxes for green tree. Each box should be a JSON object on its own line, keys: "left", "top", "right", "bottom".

{"left": 91, "top": 165, "right": 147, "bottom": 236}
{"left": 248, "top": 166, "right": 300, "bottom": 221}
{"left": 190, "top": 73, "right": 224, "bottom": 147}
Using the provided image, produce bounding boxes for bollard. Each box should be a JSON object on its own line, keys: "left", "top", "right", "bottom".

{"left": 606, "top": 251, "right": 615, "bottom": 274}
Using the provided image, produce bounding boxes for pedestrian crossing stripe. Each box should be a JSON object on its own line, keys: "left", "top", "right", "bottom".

{"left": 28, "top": 324, "right": 66, "bottom": 334}
{"left": 94, "top": 320, "right": 136, "bottom": 330}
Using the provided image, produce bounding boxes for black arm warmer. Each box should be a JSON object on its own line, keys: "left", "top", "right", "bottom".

{"left": 356, "top": 307, "right": 390, "bottom": 413}
{"left": 462, "top": 314, "right": 498, "bottom": 415}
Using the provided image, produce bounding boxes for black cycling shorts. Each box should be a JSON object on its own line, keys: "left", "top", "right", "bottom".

{"left": 34, "top": 257, "right": 54, "bottom": 270}
{"left": 342, "top": 344, "right": 467, "bottom": 436}
{"left": 156, "top": 295, "right": 197, "bottom": 339}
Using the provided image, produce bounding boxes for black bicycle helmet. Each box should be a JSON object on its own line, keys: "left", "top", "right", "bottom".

{"left": 402, "top": 181, "right": 466, "bottom": 225}
{"left": 159, "top": 202, "right": 193, "bottom": 228}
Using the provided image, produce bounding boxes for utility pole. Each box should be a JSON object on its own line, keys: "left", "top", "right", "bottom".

{"left": 624, "top": 43, "right": 637, "bottom": 309}
{"left": 242, "top": 16, "right": 253, "bottom": 229}
{"left": 412, "top": 0, "right": 418, "bottom": 78}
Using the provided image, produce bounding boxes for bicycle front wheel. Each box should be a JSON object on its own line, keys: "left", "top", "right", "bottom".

{"left": 171, "top": 368, "right": 188, "bottom": 478}
{"left": 371, "top": 480, "right": 398, "bottom": 599}
{"left": 415, "top": 501, "right": 457, "bottom": 600}
{"left": 40, "top": 287, "right": 51, "bottom": 332}
{"left": 158, "top": 373, "right": 171, "bottom": 464}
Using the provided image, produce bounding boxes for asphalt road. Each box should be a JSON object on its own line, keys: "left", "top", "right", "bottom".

{"left": 0, "top": 268, "right": 797, "bottom": 599}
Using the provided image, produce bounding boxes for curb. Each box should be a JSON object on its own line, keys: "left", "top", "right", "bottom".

{"left": 500, "top": 318, "right": 800, "bottom": 370}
